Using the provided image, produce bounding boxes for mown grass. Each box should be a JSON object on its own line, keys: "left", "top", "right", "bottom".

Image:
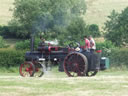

{"left": 0, "top": 67, "right": 128, "bottom": 96}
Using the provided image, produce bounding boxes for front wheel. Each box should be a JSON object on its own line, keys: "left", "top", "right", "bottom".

{"left": 33, "top": 62, "right": 46, "bottom": 77}
{"left": 19, "top": 62, "right": 35, "bottom": 77}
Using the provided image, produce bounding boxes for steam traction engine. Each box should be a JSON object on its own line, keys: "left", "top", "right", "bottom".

{"left": 19, "top": 37, "right": 105, "bottom": 77}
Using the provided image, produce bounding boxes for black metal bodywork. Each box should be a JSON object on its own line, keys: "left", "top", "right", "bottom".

{"left": 25, "top": 44, "right": 101, "bottom": 72}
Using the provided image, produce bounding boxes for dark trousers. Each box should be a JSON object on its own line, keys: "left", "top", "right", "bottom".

{"left": 90, "top": 49, "right": 95, "bottom": 53}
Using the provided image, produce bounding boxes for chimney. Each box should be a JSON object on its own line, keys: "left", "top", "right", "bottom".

{"left": 30, "top": 34, "right": 35, "bottom": 52}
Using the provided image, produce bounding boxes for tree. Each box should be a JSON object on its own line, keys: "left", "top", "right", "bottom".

{"left": 104, "top": 8, "right": 128, "bottom": 46}
{"left": 58, "top": 18, "right": 89, "bottom": 46}
{"left": 88, "top": 24, "right": 100, "bottom": 37}
{"left": 11, "top": 0, "right": 86, "bottom": 38}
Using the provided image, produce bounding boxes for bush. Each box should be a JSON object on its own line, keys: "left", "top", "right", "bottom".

{"left": 0, "top": 36, "right": 9, "bottom": 48}
{"left": 88, "top": 24, "right": 101, "bottom": 37}
{"left": 110, "top": 48, "right": 128, "bottom": 68}
{"left": 15, "top": 38, "right": 41, "bottom": 50}
{"left": 0, "top": 49, "right": 25, "bottom": 67}
{"left": 96, "top": 40, "right": 116, "bottom": 57}
{"left": 0, "top": 25, "right": 30, "bottom": 39}
{"left": 0, "top": 36, "right": 5, "bottom": 48}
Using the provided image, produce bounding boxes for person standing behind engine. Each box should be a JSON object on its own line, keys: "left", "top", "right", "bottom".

{"left": 88, "top": 35, "right": 96, "bottom": 53}
{"left": 39, "top": 35, "right": 46, "bottom": 47}
{"left": 84, "top": 35, "right": 90, "bottom": 52}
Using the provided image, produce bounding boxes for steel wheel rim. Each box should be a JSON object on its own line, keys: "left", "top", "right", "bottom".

{"left": 19, "top": 62, "right": 35, "bottom": 77}
{"left": 86, "top": 70, "right": 98, "bottom": 77}
{"left": 64, "top": 52, "right": 88, "bottom": 77}
{"left": 34, "top": 63, "right": 45, "bottom": 77}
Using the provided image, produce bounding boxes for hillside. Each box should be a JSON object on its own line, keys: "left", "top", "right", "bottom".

{"left": 0, "top": 0, "right": 128, "bottom": 28}
{"left": 0, "top": 0, "right": 14, "bottom": 25}
{"left": 85, "top": 0, "right": 128, "bottom": 28}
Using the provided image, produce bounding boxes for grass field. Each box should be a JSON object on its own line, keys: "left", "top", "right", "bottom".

{"left": 0, "top": 68, "right": 128, "bottom": 96}
{"left": 0, "top": 0, "right": 14, "bottom": 25}
{"left": 85, "top": 0, "right": 128, "bottom": 28}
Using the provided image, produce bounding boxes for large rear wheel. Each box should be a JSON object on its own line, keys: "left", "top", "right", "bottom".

{"left": 19, "top": 62, "right": 35, "bottom": 77}
{"left": 64, "top": 52, "right": 88, "bottom": 77}
{"left": 86, "top": 70, "right": 98, "bottom": 77}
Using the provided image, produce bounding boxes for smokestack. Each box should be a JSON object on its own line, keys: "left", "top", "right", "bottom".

{"left": 30, "top": 34, "right": 35, "bottom": 52}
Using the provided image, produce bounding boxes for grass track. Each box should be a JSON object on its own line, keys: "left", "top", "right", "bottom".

{"left": 0, "top": 70, "right": 128, "bottom": 96}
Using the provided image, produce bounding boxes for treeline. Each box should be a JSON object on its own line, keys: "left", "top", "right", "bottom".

{"left": 0, "top": 23, "right": 101, "bottom": 41}
{"left": 0, "top": 26, "right": 29, "bottom": 38}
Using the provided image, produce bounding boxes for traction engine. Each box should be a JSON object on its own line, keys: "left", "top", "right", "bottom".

{"left": 19, "top": 36, "right": 106, "bottom": 77}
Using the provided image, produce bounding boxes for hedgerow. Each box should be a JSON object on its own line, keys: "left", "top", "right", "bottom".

{"left": 0, "top": 49, "right": 25, "bottom": 67}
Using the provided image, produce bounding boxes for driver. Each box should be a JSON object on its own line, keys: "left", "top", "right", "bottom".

{"left": 40, "top": 35, "right": 45, "bottom": 46}
{"left": 84, "top": 35, "right": 90, "bottom": 52}
{"left": 40, "top": 35, "right": 45, "bottom": 43}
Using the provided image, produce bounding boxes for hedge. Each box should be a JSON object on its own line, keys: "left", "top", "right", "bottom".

{"left": 0, "top": 49, "right": 25, "bottom": 68}
{"left": 15, "top": 38, "right": 41, "bottom": 50}
{"left": 96, "top": 40, "right": 116, "bottom": 57}
{"left": 109, "top": 48, "right": 128, "bottom": 68}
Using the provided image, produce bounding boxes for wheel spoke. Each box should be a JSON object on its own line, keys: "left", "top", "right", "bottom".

{"left": 33, "top": 63, "right": 45, "bottom": 77}
{"left": 19, "top": 62, "right": 35, "bottom": 77}
{"left": 64, "top": 52, "right": 88, "bottom": 77}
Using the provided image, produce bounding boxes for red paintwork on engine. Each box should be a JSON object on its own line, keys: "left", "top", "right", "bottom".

{"left": 48, "top": 46, "right": 61, "bottom": 52}
{"left": 96, "top": 50, "right": 102, "bottom": 53}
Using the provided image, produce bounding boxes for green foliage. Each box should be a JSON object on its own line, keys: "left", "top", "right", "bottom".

{"left": 10, "top": 0, "right": 86, "bottom": 38}
{"left": 15, "top": 39, "right": 30, "bottom": 50}
{"left": 67, "top": 18, "right": 89, "bottom": 41}
{"left": 88, "top": 24, "right": 101, "bottom": 37}
{"left": 0, "top": 25, "right": 29, "bottom": 39}
{"left": 0, "top": 26, "right": 10, "bottom": 38}
{"left": 15, "top": 38, "right": 41, "bottom": 50}
{"left": 0, "top": 36, "right": 9, "bottom": 48}
{"left": 0, "top": 36, "right": 5, "bottom": 48}
{"left": 96, "top": 40, "right": 116, "bottom": 57}
{"left": 58, "top": 18, "right": 89, "bottom": 46}
{"left": 104, "top": 8, "right": 128, "bottom": 46}
{"left": 0, "top": 49, "right": 25, "bottom": 67}
{"left": 110, "top": 48, "right": 128, "bottom": 68}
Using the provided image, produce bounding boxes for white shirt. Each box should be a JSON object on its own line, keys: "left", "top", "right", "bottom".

{"left": 89, "top": 38, "right": 96, "bottom": 50}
